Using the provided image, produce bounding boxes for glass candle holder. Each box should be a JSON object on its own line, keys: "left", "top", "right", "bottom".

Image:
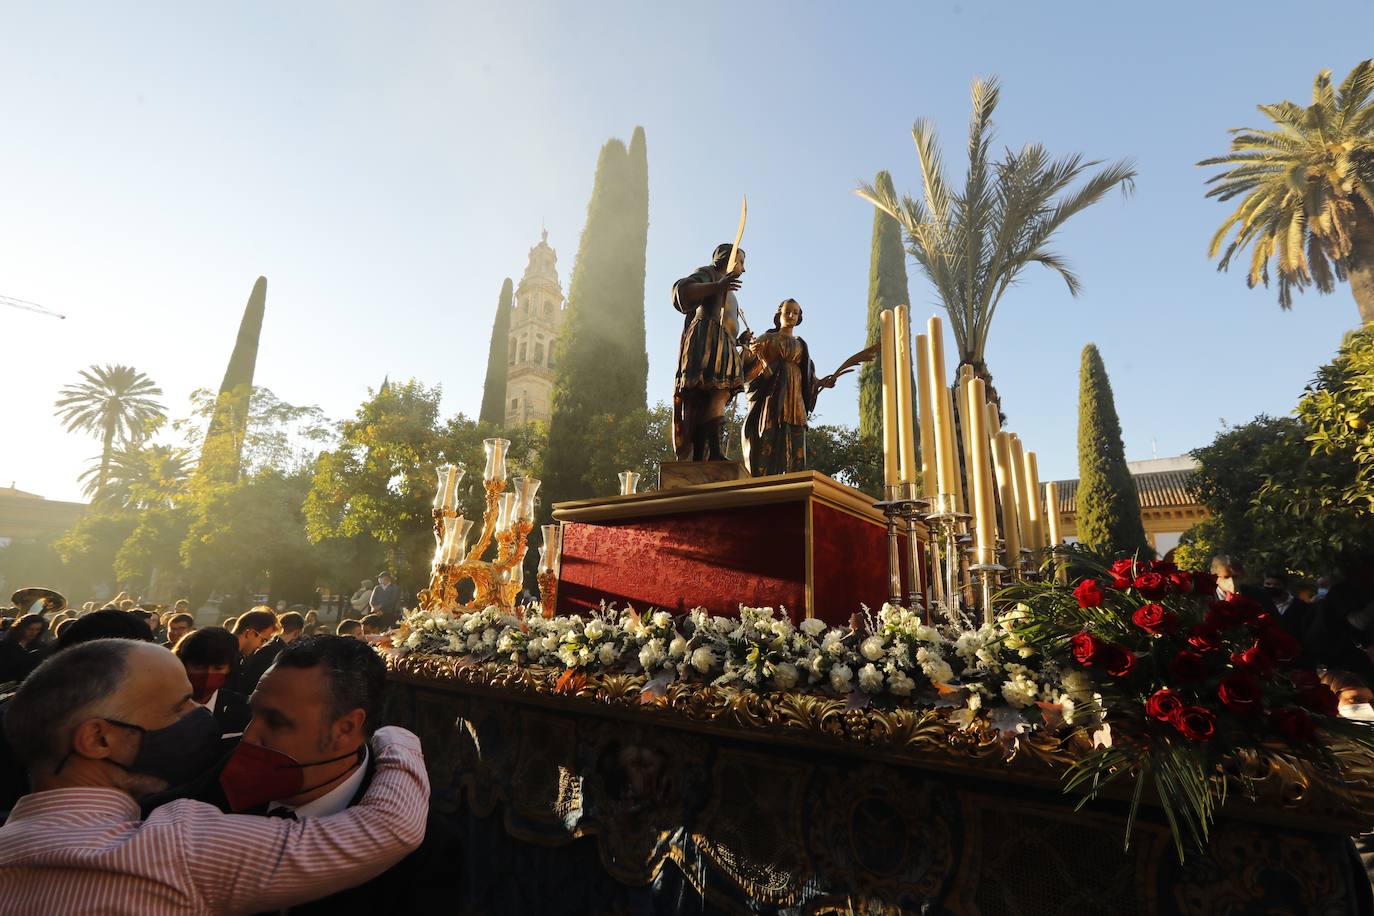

{"left": 512, "top": 476, "right": 541, "bottom": 523}
{"left": 618, "top": 470, "right": 641, "bottom": 496}
{"left": 482, "top": 438, "right": 511, "bottom": 483}
{"left": 433, "top": 464, "right": 455, "bottom": 510}
{"left": 496, "top": 492, "right": 517, "bottom": 534}
{"left": 539, "top": 523, "right": 562, "bottom": 575}
{"left": 507, "top": 560, "right": 525, "bottom": 587}
{"left": 444, "top": 516, "right": 473, "bottom": 563}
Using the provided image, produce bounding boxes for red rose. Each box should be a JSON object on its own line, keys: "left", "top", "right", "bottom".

{"left": 1168, "top": 649, "right": 1208, "bottom": 681}
{"left": 1169, "top": 570, "right": 1195, "bottom": 594}
{"left": 1257, "top": 627, "right": 1301, "bottom": 663}
{"left": 1074, "top": 579, "right": 1105, "bottom": 609}
{"left": 1146, "top": 688, "right": 1183, "bottom": 721}
{"left": 1205, "top": 600, "right": 1247, "bottom": 629}
{"left": 1172, "top": 705, "right": 1217, "bottom": 741}
{"left": 1105, "top": 647, "right": 1138, "bottom": 678}
{"left": 1297, "top": 684, "right": 1339, "bottom": 717}
{"left": 1271, "top": 706, "right": 1317, "bottom": 743}
{"left": 1132, "top": 603, "right": 1179, "bottom": 635}
{"left": 1107, "top": 559, "right": 1136, "bottom": 590}
{"left": 1218, "top": 672, "right": 1263, "bottom": 716}
{"left": 1226, "top": 594, "right": 1264, "bottom": 623}
{"left": 1070, "top": 630, "right": 1109, "bottom": 667}
{"left": 1186, "top": 625, "right": 1223, "bottom": 653}
{"left": 1192, "top": 571, "right": 1219, "bottom": 594}
{"left": 1133, "top": 572, "right": 1170, "bottom": 599}
{"left": 1231, "top": 643, "right": 1275, "bottom": 678}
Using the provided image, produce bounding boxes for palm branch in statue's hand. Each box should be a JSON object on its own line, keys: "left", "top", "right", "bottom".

{"left": 816, "top": 343, "right": 879, "bottom": 393}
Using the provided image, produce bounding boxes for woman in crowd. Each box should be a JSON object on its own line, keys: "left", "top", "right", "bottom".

{"left": 0, "top": 615, "right": 48, "bottom": 683}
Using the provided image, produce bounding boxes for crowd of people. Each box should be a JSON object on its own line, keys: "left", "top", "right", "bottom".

{"left": 0, "top": 582, "right": 458, "bottom": 914}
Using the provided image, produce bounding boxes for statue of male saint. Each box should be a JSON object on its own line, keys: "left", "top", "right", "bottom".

{"left": 672, "top": 243, "right": 753, "bottom": 461}
{"left": 741, "top": 298, "right": 838, "bottom": 477}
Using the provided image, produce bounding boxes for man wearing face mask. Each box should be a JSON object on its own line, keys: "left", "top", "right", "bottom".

{"left": 0, "top": 639, "right": 429, "bottom": 913}
{"left": 1262, "top": 571, "right": 1311, "bottom": 644}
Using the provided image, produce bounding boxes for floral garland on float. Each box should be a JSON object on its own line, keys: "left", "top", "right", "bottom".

{"left": 386, "top": 550, "right": 1374, "bottom": 860}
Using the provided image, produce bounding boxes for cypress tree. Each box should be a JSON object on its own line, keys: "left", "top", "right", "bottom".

{"left": 1076, "top": 343, "right": 1149, "bottom": 556}
{"left": 478, "top": 277, "right": 514, "bottom": 427}
{"left": 544, "top": 128, "right": 650, "bottom": 502}
{"left": 859, "top": 170, "right": 911, "bottom": 441}
{"left": 200, "top": 276, "right": 266, "bottom": 484}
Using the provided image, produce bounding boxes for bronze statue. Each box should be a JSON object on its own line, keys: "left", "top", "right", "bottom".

{"left": 672, "top": 243, "right": 754, "bottom": 461}
{"left": 741, "top": 299, "right": 838, "bottom": 476}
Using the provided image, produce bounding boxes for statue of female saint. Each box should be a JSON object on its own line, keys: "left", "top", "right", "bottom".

{"left": 741, "top": 299, "right": 837, "bottom": 477}
{"left": 672, "top": 243, "right": 751, "bottom": 461}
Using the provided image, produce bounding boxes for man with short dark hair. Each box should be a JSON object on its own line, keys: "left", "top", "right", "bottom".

{"left": 337, "top": 618, "right": 363, "bottom": 638}
{"left": 239, "top": 611, "right": 306, "bottom": 693}
{"left": 0, "top": 639, "right": 429, "bottom": 912}
{"left": 165, "top": 613, "right": 195, "bottom": 648}
{"left": 228, "top": 608, "right": 280, "bottom": 695}
{"left": 360, "top": 613, "right": 386, "bottom": 636}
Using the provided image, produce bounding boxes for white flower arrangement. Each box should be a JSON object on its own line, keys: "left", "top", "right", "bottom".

{"left": 388, "top": 601, "right": 1100, "bottom": 739}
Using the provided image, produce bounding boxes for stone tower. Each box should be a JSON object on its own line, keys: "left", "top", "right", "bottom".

{"left": 505, "top": 229, "right": 565, "bottom": 427}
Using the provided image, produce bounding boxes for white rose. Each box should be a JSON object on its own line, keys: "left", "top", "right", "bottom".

{"left": 821, "top": 632, "right": 846, "bottom": 657}
{"left": 445, "top": 634, "right": 462, "bottom": 652}
{"left": 584, "top": 619, "right": 606, "bottom": 640}
{"left": 861, "top": 636, "right": 886, "bottom": 661}
{"left": 829, "top": 663, "right": 854, "bottom": 692}
{"left": 597, "top": 643, "right": 618, "bottom": 666}
{"left": 668, "top": 636, "right": 688, "bottom": 658}
{"left": 800, "top": 618, "right": 827, "bottom": 637}
{"left": 858, "top": 663, "right": 884, "bottom": 694}
{"left": 405, "top": 632, "right": 423, "bottom": 649}
{"left": 690, "top": 646, "right": 716, "bottom": 674}
{"left": 773, "top": 662, "right": 799, "bottom": 690}
{"left": 527, "top": 640, "right": 545, "bottom": 661}
{"left": 652, "top": 611, "right": 671, "bottom": 629}
{"left": 638, "top": 638, "right": 665, "bottom": 670}
{"left": 497, "top": 633, "right": 515, "bottom": 654}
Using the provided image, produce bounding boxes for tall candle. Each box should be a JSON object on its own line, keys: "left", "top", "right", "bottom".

{"left": 957, "top": 368, "right": 976, "bottom": 514}
{"left": 1008, "top": 434, "right": 1033, "bottom": 557}
{"left": 1023, "top": 451, "right": 1045, "bottom": 549}
{"left": 993, "top": 432, "right": 1021, "bottom": 567}
{"left": 914, "top": 334, "right": 938, "bottom": 499}
{"left": 966, "top": 378, "right": 997, "bottom": 566}
{"left": 879, "top": 310, "right": 900, "bottom": 488}
{"left": 1044, "top": 481, "right": 1062, "bottom": 547}
{"left": 943, "top": 388, "right": 966, "bottom": 512}
{"left": 985, "top": 400, "right": 1001, "bottom": 441}
{"left": 893, "top": 305, "right": 918, "bottom": 484}
{"left": 926, "top": 316, "right": 959, "bottom": 510}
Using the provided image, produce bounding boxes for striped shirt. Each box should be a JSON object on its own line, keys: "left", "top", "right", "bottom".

{"left": 0, "top": 726, "right": 429, "bottom": 915}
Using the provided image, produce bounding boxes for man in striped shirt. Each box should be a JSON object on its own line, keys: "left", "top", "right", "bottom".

{"left": 0, "top": 638, "right": 429, "bottom": 914}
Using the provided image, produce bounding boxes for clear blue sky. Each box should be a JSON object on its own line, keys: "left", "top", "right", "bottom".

{"left": 1, "top": 0, "right": 1368, "bottom": 503}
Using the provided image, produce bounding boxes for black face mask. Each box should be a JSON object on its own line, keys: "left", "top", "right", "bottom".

{"left": 58, "top": 706, "right": 224, "bottom": 787}
{"left": 1265, "top": 586, "right": 1288, "bottom": 602}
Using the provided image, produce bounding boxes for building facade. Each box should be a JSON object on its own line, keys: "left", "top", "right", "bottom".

{"left": 1049, "top": 456, "right": 1209, "bottom": 558}
{"left": 505, "top": 230, "right": 565, "bottom": 428}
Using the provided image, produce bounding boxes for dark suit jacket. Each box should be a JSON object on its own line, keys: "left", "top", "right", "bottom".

{"left": 212, "top": 688, "right": 252, "bottom": 736}
{"left": 238, "top": 637, "right": 287, "bottom": 694}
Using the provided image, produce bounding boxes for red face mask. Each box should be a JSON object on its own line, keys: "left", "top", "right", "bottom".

{"left": 188, "top": 670, "right": 227, "bottom": 704}
{"left": 218, "top": 742, "right": 364, "bottom": 812}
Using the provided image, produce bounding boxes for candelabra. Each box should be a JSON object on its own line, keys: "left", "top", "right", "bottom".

{"left": 537, "top": 523, "right": 562, "bottom": 619}
{"left": 422, "top": 439, "right": 541, "bottom": 615}
{"left": 924, "top": 493, "right": 972, "bottom": 627}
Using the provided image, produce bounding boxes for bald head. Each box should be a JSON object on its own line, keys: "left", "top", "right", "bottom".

{"left": 4, "top": 640, "right": 194, "bottom": 781}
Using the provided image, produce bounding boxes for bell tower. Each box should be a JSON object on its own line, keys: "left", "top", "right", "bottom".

{"left": 505, "top": 229, "right": 564, "bottom": 427}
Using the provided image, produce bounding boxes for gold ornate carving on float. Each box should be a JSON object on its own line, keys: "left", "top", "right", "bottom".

{"left": 386, "top": 652, "right": 1374, "bottom": 832}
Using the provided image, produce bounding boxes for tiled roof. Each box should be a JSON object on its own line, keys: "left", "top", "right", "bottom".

{"left": 1050, "top": 469, "right": 1198, "bottom": 514}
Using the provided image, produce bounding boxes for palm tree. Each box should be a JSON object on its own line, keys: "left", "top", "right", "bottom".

{"left": 1199, "top": 59, "right": 1374, "bottom": 324}
{"left": 79, "top": 442, "right": 191, "bottom": 509}
{"left": 857, "top": 76, "right": 1136, "bottom": 397}
{"left": 54, "top": 365, "right": 165, "bottom": 498}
